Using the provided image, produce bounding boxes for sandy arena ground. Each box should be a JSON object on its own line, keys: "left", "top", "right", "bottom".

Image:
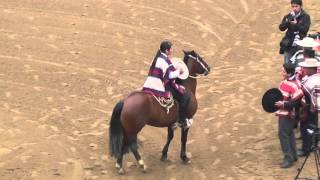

{"left": 1, "top": 0, "right": 320, "bottom": 179}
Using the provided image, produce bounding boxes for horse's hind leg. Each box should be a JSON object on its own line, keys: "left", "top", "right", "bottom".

{"left": 130, "top": 144, "right": 147, "bottom": 173}
{"left": 116, "top": 144, "right": 125, "bottom": 174}
{"left": 161, "top": 127, "right": 174, "bottom": 161}
{"left": 180, "top": 128, "right": 191, "bottom": 164}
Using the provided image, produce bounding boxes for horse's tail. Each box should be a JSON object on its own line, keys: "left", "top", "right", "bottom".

{"left": 109, "top": 101, "right": 124, "bottom": 158}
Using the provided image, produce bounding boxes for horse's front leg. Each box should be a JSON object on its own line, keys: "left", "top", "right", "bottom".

{"left": 180, "top": 127, "right": 191, "bottom": 164}
{"left": 161, "top": 126, "right": 174, "bottom": 161}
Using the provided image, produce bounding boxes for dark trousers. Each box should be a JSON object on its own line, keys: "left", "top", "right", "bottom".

{"left": 300, "top": 112, "right": 318, "bottom": 153}
{"left": 279, "top": 116, "right": 297, "bottom": 162}
{"left": 166, "top": 85, "right": 190, "bottom": 123}
{"left": 283, "top": 46, "right": 300, "bottom": 64}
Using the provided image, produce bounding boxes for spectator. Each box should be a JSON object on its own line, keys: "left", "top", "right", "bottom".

{"left": 279, "top": 0, "right": 310, "bottom": 64}
{"left": 275, "top": 63, "right": 304, "bottom": 168}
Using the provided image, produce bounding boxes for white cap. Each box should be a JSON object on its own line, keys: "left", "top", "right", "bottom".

{"left": 296, "top": 37, "right": 320, "bottom": 47}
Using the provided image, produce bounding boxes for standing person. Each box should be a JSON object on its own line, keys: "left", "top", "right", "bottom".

{"left": 297, "top": 58, "right": 320, "bottom": 157}
{"left": 289, "top": 37, "right": 320, "bottom": 66}
{"left": 279, "top": 0, "right": 310, "bottom": 64}
{"left": 289, "top": 37, "right": 319, "bottom": 139}
{"left": 292, "top": 37, "right": 320, "bottom": 82}
{"left": 143, "top": 40, "right": 190, "bottom": 128}
{"left": 275, "top": 63, "right": 304, "bottom": 168}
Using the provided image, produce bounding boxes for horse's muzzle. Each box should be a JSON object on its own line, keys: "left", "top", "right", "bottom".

{"left": 204, "top": 66, "right": 210, "bottom": 76}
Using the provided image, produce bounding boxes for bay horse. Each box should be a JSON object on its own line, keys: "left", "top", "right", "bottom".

{"left": 109, "top": 50, "right": 210, "bottom": 174}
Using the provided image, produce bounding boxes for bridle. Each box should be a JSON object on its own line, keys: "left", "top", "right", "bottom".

{"left": 187, "top": 54, "right": 209, "bottom": 79}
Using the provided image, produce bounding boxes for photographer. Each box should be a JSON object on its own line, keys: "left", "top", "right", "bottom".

{"left": 279, "top": 0, "right": 310, "bottom": 64}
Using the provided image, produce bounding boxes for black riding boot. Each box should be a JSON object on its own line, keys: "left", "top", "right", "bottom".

{"left": 178, "top": 91, "right": 190, "bottom": 126}
{"left": 166, "top": 83, "right": 190, "bottom": 127}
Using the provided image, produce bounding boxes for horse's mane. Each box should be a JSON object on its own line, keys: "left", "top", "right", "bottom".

{"left": 182, "top": 50, "right": 197, "bottom": 64}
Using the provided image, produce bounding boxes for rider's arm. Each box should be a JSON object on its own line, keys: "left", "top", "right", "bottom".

{"left": 168, "top": 69, "right": 180, "bottom": 79}
{"left": 155, "top": 57, "right": 181, "bottom": 80}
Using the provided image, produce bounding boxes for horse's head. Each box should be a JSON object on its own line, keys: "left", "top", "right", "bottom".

{"left": 182, "top": 50, "right": 210, "bottom": 78}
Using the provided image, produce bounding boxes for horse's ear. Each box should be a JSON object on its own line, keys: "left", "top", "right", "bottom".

{"left": 182, "top": 50, "right": 187, "bottom": 55}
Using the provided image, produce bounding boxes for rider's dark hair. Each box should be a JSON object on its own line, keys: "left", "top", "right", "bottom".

{"left": 150, "top": 41, "right": 172, "bottom": 70}
{"left": 150, "top": 50, "right": 161, "bottom": 68}
{"left": 160, "top": 40, "right": 172, "bottom": 53}
{"left": 149, "top": 41, "right": 172, "bottom": 70}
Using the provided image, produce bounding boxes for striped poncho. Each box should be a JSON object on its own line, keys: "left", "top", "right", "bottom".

{"left": 143, "top": 52, "right": 185, "bottom": 98}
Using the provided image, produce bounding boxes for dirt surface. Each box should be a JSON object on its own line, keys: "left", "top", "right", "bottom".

{"left": 1, "top": 0, "right": 320, "bottom": 179}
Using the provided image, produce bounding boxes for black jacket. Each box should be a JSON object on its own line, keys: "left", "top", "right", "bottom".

{"left": 279, "top": 9, "right": 310, "bottom": 52}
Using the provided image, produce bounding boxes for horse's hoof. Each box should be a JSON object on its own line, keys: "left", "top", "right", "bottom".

{"left": 138, "top": 160, "right": 147, "bottom": 173}
{"left": 118, "top": 168, "right": 125, "bottom": 175}
{"left": 160, "top": 155, "right": 167, "bottom": 162}
{"left": 181, "top": 156, "right": 191, "bottom": 164}
{"left": 115, "top": 163, "right": 121, "bottom": 169}
{"left": 138, "top": 159, "right": 144, "bottom": 166}
{"left": 141, "top": 165, "right": 147, "bottom": 173}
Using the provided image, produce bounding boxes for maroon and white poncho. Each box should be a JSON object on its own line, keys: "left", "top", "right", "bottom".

{"left": 143, "top": 53, "right": 185, "bottom": 98}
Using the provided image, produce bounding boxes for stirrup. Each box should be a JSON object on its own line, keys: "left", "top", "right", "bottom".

{"left": 186, "top": 118, "right": 193, "bottom": 128}
{"left": 181, "top": 119, "right": 193, "bottom": 130}
{"left": 171, "top": 122, "right": 180, "bottom": 131}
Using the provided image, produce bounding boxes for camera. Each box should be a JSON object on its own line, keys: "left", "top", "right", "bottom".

{"left": 287, "top": 15, "right": 295, "bottom": 22}
{"left": 307, "top": 125, "right": 320, "bottom": 136}
{"left": 306, "top": 125, "right": 320, "bottom": 150}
